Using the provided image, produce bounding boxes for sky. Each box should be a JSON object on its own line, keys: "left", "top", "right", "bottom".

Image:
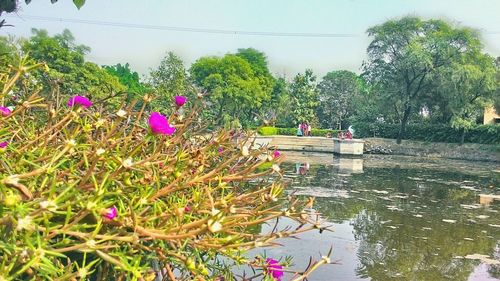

{"left": 2, "top": 0, "right": 500, "bottom": 79}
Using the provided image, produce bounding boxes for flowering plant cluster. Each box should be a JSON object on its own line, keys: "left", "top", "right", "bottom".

{"left": 0, "top": 58, "right": 330, "bottom": 280}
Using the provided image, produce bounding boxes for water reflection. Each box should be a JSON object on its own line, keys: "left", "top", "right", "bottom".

{"left": 334, "top": 157, "right": 364, "bottom": 175}
{"left": 273, "top": 153, "right": 500, "bottom": 280}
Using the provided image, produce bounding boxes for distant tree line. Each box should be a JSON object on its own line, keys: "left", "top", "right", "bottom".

{"left": 1, "top": 15, "right": 499, "bottom": 143}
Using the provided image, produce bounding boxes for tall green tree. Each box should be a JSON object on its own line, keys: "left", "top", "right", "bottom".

{"left": 22, "top": 29, "right": 125, "bottom": 108}
{"left": 104, "top": 63, "right": 149, "bottom": 104}
{"left": 363, "top": 16, "right": 482, "bottom": 143}
{"left": 289, "top": 69, "right": 319, "bottom": 125}
{"left": 317, "top": 70, "right": 365, "bottom": 129}
{"left": 190, "top": 53, "right": 270, "bottom": 126}
{"left": 268, "top": 77, "right": 291, "bottom": 126}
{"left": 431, "top": 52, "right": 499, "bottom": 143}
{"left": 149, "top": 52, "right": 192, "bottom": 112}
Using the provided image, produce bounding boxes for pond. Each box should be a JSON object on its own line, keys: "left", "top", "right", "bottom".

{"left": 252, "top": 152, "right": 500, "bottom": 281}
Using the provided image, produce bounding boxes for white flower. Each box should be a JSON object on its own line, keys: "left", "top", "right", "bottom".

{"left": 95, "top": 118, "right": 106, "bottom": 128}
{"left": 116, "top": 109, "right": 127, "bottom": 118}
{"left": 122, "top": 158, "right": 133, "bottom": 168}
{"left": 139, "top": 198, "right": 148, "bottom": 205}
{"left": 208, "top": 219, "right": 222, "bottom": 233}
{"left": 78, "top": 268, "right": 88, "bottom": 278}
{"left": 96, "top": 148, "right": 105, "bottom": 156}
{"left": 16, "top": 216, "right": 33, "bottom": 231}
{"left": 40, "top": 200, "right": 58, "bottom": 212}
{"left": 66, "top": 139, "right": 76, "bottom": 147}
{"left": 86, "top": 240, "right": 97, "bottom": 249}
{"left": 211, "top": 208, "right": 221, "bottom": 216}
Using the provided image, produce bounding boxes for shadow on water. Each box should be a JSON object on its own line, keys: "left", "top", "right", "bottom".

{"left": 250, "top": 152, "right": 500, "bottom": 281}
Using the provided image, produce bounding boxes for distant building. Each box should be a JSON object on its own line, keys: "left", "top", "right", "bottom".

{"left": 483, "top": 106, "right": 500, "bottom": 124}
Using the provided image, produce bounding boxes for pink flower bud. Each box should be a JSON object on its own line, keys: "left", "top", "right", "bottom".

{"left": 266, "top": 258, "right": 284, "bottom": 281}
{"left": 103, "top": 206, "right": 117, "bottom": 220}
{"left": 174, "top": 95, "right": 187, "bottom": 107}
{"left": 273, "top": 150, "right": 281, "bottom": 158}
{"left": 0, "top": 106, "right": 11, "bottom": 117}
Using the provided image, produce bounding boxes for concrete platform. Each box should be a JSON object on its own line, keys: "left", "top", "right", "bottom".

{"left": 333, "top": 138, "right": 365, "bottom": 156}
{"left": 253, "top": 135, "right": 364, "bottom": 156}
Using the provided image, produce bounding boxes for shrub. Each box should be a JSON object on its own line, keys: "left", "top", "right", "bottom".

{"left": 0, "top": 58, "right": 329, "bottom": 280}
{"left": 258, "top": 127, "right": 339, "bottom": 137}
{"left": 352, "top": 121, "right": 500, "bottom": 144}
{"left": 277, "top": 127, "right": 296, "bottom": 136}
{"left": 257, "top": 126, "right": 278, "bottom": 135}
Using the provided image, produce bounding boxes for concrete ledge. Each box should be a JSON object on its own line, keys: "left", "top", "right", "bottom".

{"left": 333, "top": 138, "right": 364, "bottom": 156}
{"left": 254, "top": 136, "right": 334, "bottom": 153}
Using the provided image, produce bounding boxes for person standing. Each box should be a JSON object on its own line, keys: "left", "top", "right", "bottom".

{"left": 307, "top": 123, "right": 312, "bottom": 137}
{"left": 296, "top": 123, "right": 303, "bottom": 136}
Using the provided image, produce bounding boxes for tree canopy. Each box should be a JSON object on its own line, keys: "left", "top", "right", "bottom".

{"left": 190, "top": 52, "right": 271, "bottom": 126}
{"left": 20, "top": 29, "right": 125, "bottom": 108}
{"left": 317, "top": 70, "right": 366, "bottom": 129}
{"left": 289, "top": 69, "right": 319, "bottom": 125}
{"left": 363, "top": 16, "right": 485, "bottom": 143}
{"left": 149, "top": 52, "right": 192, "bottom": 113}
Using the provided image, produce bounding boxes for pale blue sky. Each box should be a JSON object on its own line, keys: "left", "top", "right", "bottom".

{"left": 3, "top": 0, "right": 500, "bottom": 78}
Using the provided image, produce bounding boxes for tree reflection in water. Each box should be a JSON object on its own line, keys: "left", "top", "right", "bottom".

{"left": 282, "top": 155, "right": 500, "bottom": 281}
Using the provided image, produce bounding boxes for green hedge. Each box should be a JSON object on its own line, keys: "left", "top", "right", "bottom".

{"left": 258, "top": 127, "right": 339, "bottom": 137}
{"left": 351, "top": 122, "right": 500, "bottom": 144}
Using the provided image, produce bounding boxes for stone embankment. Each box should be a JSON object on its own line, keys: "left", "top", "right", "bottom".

{"left": 253, "top": 135, "right": 499, "bottom": 162}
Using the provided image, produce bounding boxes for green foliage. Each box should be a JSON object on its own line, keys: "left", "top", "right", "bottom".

{"left": 103, "top": 63, "right": 149, "bottom": 105}
{"left": 190, "top": 53, "right": 271, "bottom": 125}
{"left": 352, "top": 121, "right": 500, "bottom": 144}
{"left": 20, "top": 29, "right": 126, "bottom": 108}
{"left": 149, "top": 52, "right": 193, "bottom": 113}
{"left": 257, "top": 126, "right": 279, "bottom": 135}
{"left": 289, "top": 69, "right": 319, "bottom": 125}
{"left": 258, "top": 126, "right": 338, "bottom": 137}
{"left": 317, "top": 70, "right": 366, "bottom": 129}
{"left": 363, "top": 16, "right": 485, "bottom": 143}
{"left": 0, "top": 60, "right": 325, "bottom": 280}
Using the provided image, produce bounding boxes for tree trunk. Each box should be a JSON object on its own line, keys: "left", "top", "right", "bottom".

{"left": 397, "top": 105, "right": 412, "bottom": 144}
{"left": 460, "top": 128, "right": 465, "bottom": 146}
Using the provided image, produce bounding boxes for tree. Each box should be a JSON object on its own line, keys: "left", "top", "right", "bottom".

{"left": 363, "top": 16, "right": 482, "bottom": 143}
{"left": 317, "top": 70, "right": 365, "bottom": 129}
{"left": 267, "top": 77, "right": 291, "bottom": 127}
{"left": 104, "top": 63, "right": 149, "bottom": 104}
{"left": 289, "top": 69, "right": 319, "bottom": 125}
{"left": 190, "top": 53, "right": 270, "bottom": 126}
{"left": 21, "top": 29, "right": 125, "bottom": 108}
{"left": 149, "top": 52, "right": 192, "bottom": 112}
{"left": 0, "top": 36, "right": 15, "bottom": 72}
{"left": 431, "top": 52, "right": 498, "bottom": 144}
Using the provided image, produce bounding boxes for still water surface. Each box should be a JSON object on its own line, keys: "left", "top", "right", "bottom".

{"left": 255, "top": 152, "right": 500, "bottom": 281}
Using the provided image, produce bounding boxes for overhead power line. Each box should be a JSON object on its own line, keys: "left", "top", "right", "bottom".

{"left": 5, "top": 14, "right": 361, "bottom": 38}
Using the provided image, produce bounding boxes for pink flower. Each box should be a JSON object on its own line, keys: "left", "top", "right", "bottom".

{"left": 0, "top": 141, "right": 8, "bottom": 148}
{"left": 174, "top": 95, "right": 187, "bottom": 107}
{"left": 148, "top": 112, "right": 176, "bottom": 135}
{"left": 184, "top": 205, "right": 191, "bottom": 212}
{"left": 103, "top": 206, "right": 117, "bottom": 220}
{"left": 218, "top": 147, "right": 224, "bottom": 154}
{"left": 67, "top": 95, "right": 92, "bottom": 108}
{"left": 0, "top": 106, "right": 11, "bottom": 117}
{"left": 273, "top": 150, "right": 281, "bottom": 158}
{"left": 266, "top": 258, "right": 284, "bottom": 281}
